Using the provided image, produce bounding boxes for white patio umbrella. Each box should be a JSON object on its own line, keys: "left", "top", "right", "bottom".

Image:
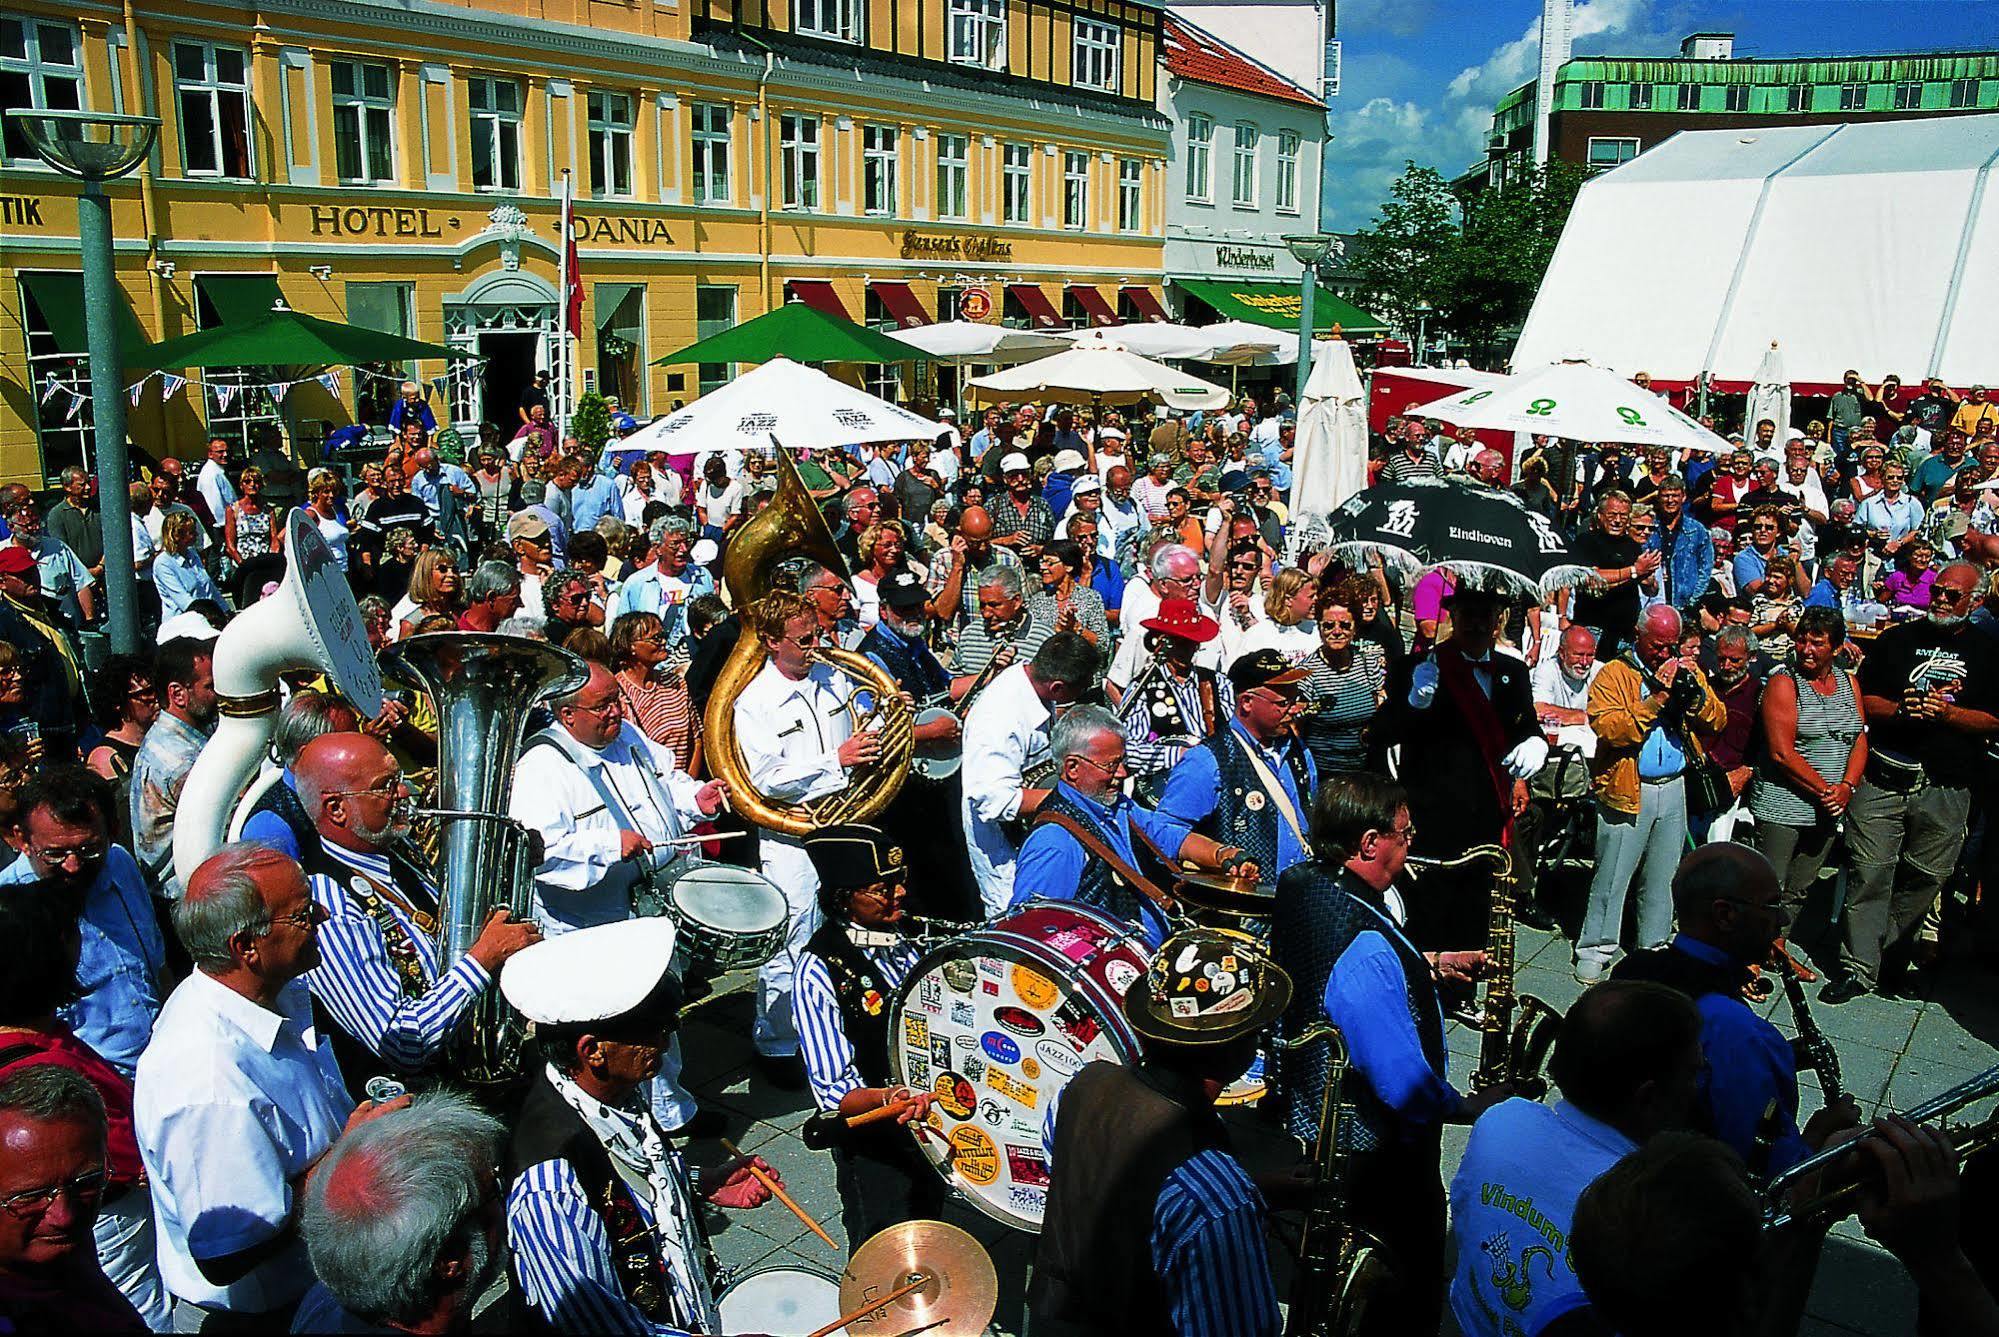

{"left": 1290, "top": 339, "right": 1368, "bottom": 515}
{"left": 614, "top": 357, "right": 943, "bottom": 456}
{"left": 1060, "top": 322, "right": 1217, "bottom": 361}
{"left": 1745, "top": 341, "right": 1791, "bottom": 452}
{"left": 1406, "top": 359, "right": 1734, "bottom": 454}
{"left": 884, "top": 320, "right": 1069, "bottom": 364}
{"left": 1193, "top": 321, "right": 1297, "bottom": 366}
{"left": 967, "top": 342, "right": 1232, "bottom": 410}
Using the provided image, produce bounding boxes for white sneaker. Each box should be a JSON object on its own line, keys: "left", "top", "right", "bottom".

{"left": 1573, "top": 958, "right": 1606, "bottom": 986}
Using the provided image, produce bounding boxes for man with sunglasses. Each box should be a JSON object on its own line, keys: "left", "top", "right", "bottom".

{"left": 291, "top": 732, "right": 539, "bottom": 1096}
{"left": 1827, "top": 561, "right": 1999, "bottom": 1003}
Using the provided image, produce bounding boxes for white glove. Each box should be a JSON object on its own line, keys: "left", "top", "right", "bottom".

{"left": 1407, "top": 656, "right": 1441, "bottom": 710}
{"left": 1503, "top": 735, "right": 1550, "bottom": 780}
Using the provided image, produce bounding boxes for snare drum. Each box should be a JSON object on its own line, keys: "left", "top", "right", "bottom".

{"left": 717, "top": 1265, "right": 844, "bottom": 1335}
{"left": 888, "top": 900, "right": 1148, "bottom": 1232}
{"left": 635, "top": 858, "right": 789, "bottom": 978}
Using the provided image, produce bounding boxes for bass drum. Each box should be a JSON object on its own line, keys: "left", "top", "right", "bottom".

{"left": 888, "top": 900, "right": 1147, "bottom": 1233}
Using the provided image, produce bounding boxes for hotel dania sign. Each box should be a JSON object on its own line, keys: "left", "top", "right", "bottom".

{"left": 900, "top": 230, "right": 1013, "bottom": 263}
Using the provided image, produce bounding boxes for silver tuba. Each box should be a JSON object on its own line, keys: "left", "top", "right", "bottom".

{"left": 380, "top": 633, "right": 588, "bottom": 1087}
{"left": 174, "top": 511, "right": 384, "bottom": 889}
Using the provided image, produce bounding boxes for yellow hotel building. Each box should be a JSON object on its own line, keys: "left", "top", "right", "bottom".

{"left": 1, "top": 0, "right": 1171, "bottom": 482}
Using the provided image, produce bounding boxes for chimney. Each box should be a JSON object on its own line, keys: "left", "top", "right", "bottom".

{"left": 1680, "top": 32, "right": 1735, "bottom": 61}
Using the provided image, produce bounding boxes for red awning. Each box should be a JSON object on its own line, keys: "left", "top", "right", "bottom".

{"left": 869, "top": 281, "right": 931, "bottom": 329}
{"left": 1121, "top": 286, "right": 1171, "bottom": 323}
{"left": 786, "top": 279, "right": 851, "bottom": 322}
{"left": 1006, "top": 283, "right": 1065, "bottom": 330}
{"left": 1067, "top": 284, "right": 1120, "bottom": 327}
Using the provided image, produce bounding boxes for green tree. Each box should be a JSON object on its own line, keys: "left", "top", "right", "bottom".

{"left": 1441, "top": 161, "right": 1588, "bottom": 348}
{"left": 1346, "top": 161, "right": 1460, "bottom": 337}
{"left": 570, "top": 388, "right": 612, "bottom": 457}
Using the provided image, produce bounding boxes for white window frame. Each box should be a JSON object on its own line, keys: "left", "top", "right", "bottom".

{"left": 1002, "top": 142, "right": 1030, "bottom": 224}
{"left": 936, "top": 132, "right": 969, "bottom": 221}
{"left": 1585, "top": 136, "right": 1638, "bottom": 169}
{"left": 949, "top": 0, "right": 1006, "bottom": 70}
{"left": 1072, "top": 18, "right": 1120, "bottom": 92}
{"left": 691, "top": 102, "right": 732, "bottom": 205}
{"left": 780, "top": 112, "right": 820, "bottom": 210}
{"left": 1788, "top": 82, "right": 1810, "bottom": 112}
{"left": 1839, "top": 82, "right": 1867, "bottom": 112}
{"left": 1950, "top": 78, "right": 1979, "bottom": 109}
{"left": 862, "top": 124, "right": 899, "bottom": 216}
{"left": 1062, "top": 150, "right": 1089, "bottom": 230}
{"left": 1185, "top": 113, "right": 1212, "bottom": 202}
{"left": 329, "top": 59, "right": 396, "bottom": 185}
{"left": 1676, "top": 81, "right": 1700, "bottom": 111}
{"left": 1894, "top": 80, "right": 1923, "bottom": 111}
{"left": 695, "top": 285, "right": 737, "bottom": 397}
{"left": 1724, "top": 83, "right": 1748, "bottom": 112}
{"left": 1275, "top": 130, "right": 1300, "bottom": 214}
{"left": 1578, "top": 80, "right": 1604, "bottom": 110}
{"left": 1116, "top": 157, "right": 1141, "bottom": 233}
{"left": 793, "top": 0, "right": 860, "bottom": 43}
{"left": 1627, "top": 81, "right": 1652, "bottom": 110}
{"left": 467, "top": 75, "right": 522, "bottom": 192}
{"left": 1230, "top": 122, "right": 1259, "bottom": 208}
{"left": 173, "top": 41, "right": 253, "bottom": 179}
{"left": 1, "top": 19, "right": 85, "bottom": 167}
{"left": 586, "top": 89, "right": 634, "bottom": 199}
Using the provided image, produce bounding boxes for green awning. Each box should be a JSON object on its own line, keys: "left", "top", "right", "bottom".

{"left": 195, "top": 273, "right": 285, "bottom": 328}
{"left": 1176, "top": 278, "right": 1388, "bottom": 335}
{"left": 19, "top": 272, "right": 149, "bottom": 357}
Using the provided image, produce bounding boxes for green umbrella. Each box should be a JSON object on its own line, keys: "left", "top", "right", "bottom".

{"left": 652, "top": 300, "right": 933, "bottom": 367}
{"left": 126, "top": 300, "right": 460, "bottom": 371}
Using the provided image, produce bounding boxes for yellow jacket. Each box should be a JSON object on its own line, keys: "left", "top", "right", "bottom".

{"left": 1585, "top": 656, "right": 1728, "bottom": 815}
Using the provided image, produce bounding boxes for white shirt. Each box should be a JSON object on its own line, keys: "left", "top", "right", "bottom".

{"left": 1531, "top": 656, "right": 1602, "bottom": 757}
{"left": 1443, "top": 438, "right": 1481, "bottom": 475}
{"left": 1211, "top": 591, "right": 1269, "bottom": 668}
{"left": 196, "top": 458, "right": 238, "bottom": 523}
{"left": 931, "top": 442, "right": 962, "bottom": 486}
{"left": 734, "top": 659, "right": 856, "bottom": 908}
{"left": 513, "top": 723, "right": 709, "bottom": 934}
{"left": 961, "top": 662, "right": 1055, "bottom": 915}
{"left": 131, "top": 514, "right": 158, "bottom": 582}
{"left": 134, "top": 971, "right": 354, "bottom": 1312}
{"left": 698, "top": 480, "right": 744, "bottom": 529}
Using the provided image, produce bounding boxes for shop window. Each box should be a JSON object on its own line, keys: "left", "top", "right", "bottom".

{"left": 863, "top": 124, "right": 898, "bottom": 216}
{"left": 468, "top": 76, "right": 522, "bottom": 191}
{"left": 1003, "top": 142, "right": 1030, "bottom": 223}
{"left": 195, "top": 281, "right": 285, "bottom": 451}
{"left": 692, "top": 103, "right": 732, "bottom": 205}
{"left": 1062, "top": 150, "right": 1088, "bottom": 230}
{"left": 1185, "top": 113, "right": 1212, "bottom": 202}
{"left": 1072, "top": 18, "right": 1120, "bottom": 92}
{"left": 174, "top": 41, "right": 253, "bottom": 178}
{"left": 587, "top": 90, "right": 634, "bottom": 199}
{"left": 331, "top": 60, "right": 396, "bottom": 184}
{"left": 780, "top": 113, "right": 820, "bottom": 210}
{"left": 1117, "top": 157, "right": 1141, "bottom": 232}
{"left": 17, "top": 279, "right": 90, "bottom": 482}
{"left": 1, "top": 19, "right": 84, "bottom": 165}
{"left": 937, "top": 133, "right": 969, "bottom": 221}
{"left": 863, "top": 363, "right": 902, "bottom": 402}
{"left": 949, "top": 0, "right": 1006, "bottom": 70}
{"left": 695, "top": 286, "right": 736, "bottom": 397}
{"left": 346, "top": 283, "right": 414, "bottom": 422}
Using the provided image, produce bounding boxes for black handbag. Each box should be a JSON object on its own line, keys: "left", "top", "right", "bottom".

{"left": 1685, "top": 747, "right": 1734, "bottom": 816}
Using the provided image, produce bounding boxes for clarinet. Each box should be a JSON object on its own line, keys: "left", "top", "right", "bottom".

{"left": 1780, "top": 956, "right": 1844, "bottom": 1104}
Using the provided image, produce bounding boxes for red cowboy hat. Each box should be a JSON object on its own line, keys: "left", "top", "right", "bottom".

{"left": 1140, "top": 597, "right": 1218, "bottom": 645}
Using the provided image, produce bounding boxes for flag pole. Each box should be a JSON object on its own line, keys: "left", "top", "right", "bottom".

{"left": 557, "top": 169, "right": 572, "bottom": 437}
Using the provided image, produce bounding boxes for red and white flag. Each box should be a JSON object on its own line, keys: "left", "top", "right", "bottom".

{"left": 562, "top": 191, "right": 583, "bottom": 339}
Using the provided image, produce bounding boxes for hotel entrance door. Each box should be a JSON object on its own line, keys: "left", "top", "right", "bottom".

{"left": 480, "top": 332, "right": 540, "bottom": 432}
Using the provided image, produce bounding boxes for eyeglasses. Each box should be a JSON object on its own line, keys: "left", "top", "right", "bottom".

{"left": 566, "top": 696, "right": 624, "bottom": 717}
{"left": 1932, "top": 584, "right": 1976, "bottom": 604}
{"left": 1068, "top": 752, "right": 1127, "bottom": 778}
{"left": 1382, "top": 822, "right": 1417, "bottom": 845}
{"left": 258, "top": 904, "right": 325, "bottom": 936}
{"left": 324, "top": 773, "right": 409, "bottom": 801}
{"left": 30, "top": 840, "right": 107, "bottom": 867}
{"left": 0, "top": 1168, "right": 109, "bottom": 1219}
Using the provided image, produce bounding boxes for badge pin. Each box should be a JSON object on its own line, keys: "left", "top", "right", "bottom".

{"left": 1245, "top": 791, "right": 1267, "bottom": 811}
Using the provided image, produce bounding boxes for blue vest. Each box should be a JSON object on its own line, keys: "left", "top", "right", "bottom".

{"left": 1195, "top": 725, "right": 1312, "bottom": 891}
{"left": 859, "top": 622, "right": 951, "bottom": 701}
{"left": 1034, "top": 788, "right": 1149, "bottom": 928}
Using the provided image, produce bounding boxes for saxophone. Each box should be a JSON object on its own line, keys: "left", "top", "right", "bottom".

{"left": 1281, "top": 1021, "right": 1389, "bottom": 1337}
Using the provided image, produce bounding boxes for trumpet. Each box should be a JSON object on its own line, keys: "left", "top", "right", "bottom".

{"left": 1762, "top": 1062, "right": 1999, "bottom": 1232}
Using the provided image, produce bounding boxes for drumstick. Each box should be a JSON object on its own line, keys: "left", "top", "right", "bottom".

{"left": 882, "top": 1320, "right": 949, "bottom": 1337}
{"left": 846, "top": 1095, "right": 923, "bottom": 1129}
{"left": 719, "top": 1137, "right": 841, "bottom": 1253}
{"left": 805, "top": 1275, "right": 931, "bottom": 1337}
{"left": 651, "top": 830, "right": 748, "bottom": 847}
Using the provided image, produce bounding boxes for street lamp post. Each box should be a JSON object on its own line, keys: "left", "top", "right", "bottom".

{"left": 1282, "top": 232, "right": 1341, "bottom": 405}
{"left": 1412, "top": 301, "right": 1433, "bottom": 367}
{"left": 9, "top": 109, "right": 160, "bottom": 656}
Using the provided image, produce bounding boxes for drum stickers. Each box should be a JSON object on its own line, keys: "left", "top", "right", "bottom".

{"left": 888, "top": 902, "right": 1147, "bottom": 1232}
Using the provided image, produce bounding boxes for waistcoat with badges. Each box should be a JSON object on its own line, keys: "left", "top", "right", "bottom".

{"left": 1195, "top": 725, "right": 1312, "bottom": 888}
{"left": 506, "top": 1074, "right": 672, "bottom": 1330}
{"left": 298, "top": 842, "right": 441, "bottom": 1090}
{"left": 858, "top": 622, "right": 952, "bottom": 702}
{"left": 802, "top": 920, "right": 896, "bottom": 1088}
{"left": 1032, "top": 788, "right": 1149, "bottom": 928}
{"left": 1130, "top": 665, "right": 1220, "bottom": 742}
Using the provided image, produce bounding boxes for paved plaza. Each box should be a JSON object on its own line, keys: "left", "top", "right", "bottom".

{"left": 678, "top": 919, "right": 1999, "bottom": 1337}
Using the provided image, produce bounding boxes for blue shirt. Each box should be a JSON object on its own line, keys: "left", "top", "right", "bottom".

{"left": 2, "top": 847, "right": 165, "bottom": 1076}
{"left": 1154, "top": 721, "right": 1313, "bottom": 879}
{"left": 240, "top": 770, "right": 302, "bottom": 860}
{"left": 1011, "top": 781, "right": 1185, "bottom": 948}
{"left": 1672, "top": 934, "right": 1811, "bottom": 1174}
{"left": 1636, "top": 716, "right": 1687, "bottom": 779}
{"left": 1802, "top": 578, "right": 1840, "bottom": 609}
{"left": 387, "top": 399, "right": 436, "bottom": 435}
{"left": 568, "top": 470, "right": 623, "bottom": 533}
{"left": 1088, "top": 557, "right": 1126, "bottom": 614}
{"left": 1323, "top": 906, "right": 1459, "bottom": 1132}
{"left": 154, "top": 551, "right": 224, "bottom": 619}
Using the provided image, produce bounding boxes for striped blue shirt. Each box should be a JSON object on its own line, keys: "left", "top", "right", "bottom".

{"left": 795, "top": 936, "right": 923, "bottom": 1112}
{"left": 1122, "top": 668, "right": 1235, "bottom": 777}
{"left": 506, "top": 1158, "right": 693, "bottom": 1337}
{"left": 303, "top": 843, "right": 490, "bottom": 1074}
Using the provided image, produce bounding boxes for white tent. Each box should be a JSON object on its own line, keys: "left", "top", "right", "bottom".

{"left": 616, "top": 357, "right": 941, "bottom": 455}
{"left": 1291, "top": 340, "right": 1367, "bottom": 514}
{"left": 967, "top": 344, "right": 1231, "bottom": 410}
{"left": 1513, "top": 113, "right": 1999, "bottom": 391}
{"left": 884, "top": 321, "right": 1069, "bottom": 364}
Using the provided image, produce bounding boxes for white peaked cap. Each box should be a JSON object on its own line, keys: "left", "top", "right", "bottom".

{"left": 500, "top": 918, "right": 678, "bottom": 1025}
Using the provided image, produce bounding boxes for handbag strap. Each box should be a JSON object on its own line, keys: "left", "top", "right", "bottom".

{"left": 1031, "top": 808, "right": 1179, "bottom": 916}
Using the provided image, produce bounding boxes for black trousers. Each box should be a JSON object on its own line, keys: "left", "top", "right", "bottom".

{"left": 1343, "top": 1135, "right": 1447, "bottom": 1337}
{"left": 834, "top": 1132, "right": 947, "bottom": 1249}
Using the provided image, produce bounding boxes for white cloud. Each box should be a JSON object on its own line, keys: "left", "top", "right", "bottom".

{"left": 1447, "top": 0, "right": 1654, "bottom": 106}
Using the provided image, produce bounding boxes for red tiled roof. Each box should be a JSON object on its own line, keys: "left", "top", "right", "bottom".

{"left": 1163, "top": 16, "right": 1325, "bottom": 110}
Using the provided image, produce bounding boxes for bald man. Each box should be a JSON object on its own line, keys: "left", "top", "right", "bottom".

{"left": 295, "top": 732, "right": 539, "bottom": 1090}
{"left": 1468, "top": 448, "right": 1508, "bottom": 488}
{"left": 927, "top": 504, "right": 1023, "bottom": 633}
{"left": 1575, "top": 605, "right": 1727, "bottom": 983}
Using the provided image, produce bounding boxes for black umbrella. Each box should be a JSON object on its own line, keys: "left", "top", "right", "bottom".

{"left": 1322, "top": 478, "right": 1596, "bottom": 599}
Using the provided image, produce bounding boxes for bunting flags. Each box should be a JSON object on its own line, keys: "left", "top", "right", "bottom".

{"left": 40, "top": 372, "right": 62, "bottom": 405}
{"left": 317, "top": 370, "right": 341, "bottom": 398}
{"left": 161, "top": 374, "right": 186, "bottom": 400}
{"left": 214, "top": 381, "right": 238, "bottom": 414}
{"left": 129, "top": 382, "right": 147, "bottom": 408}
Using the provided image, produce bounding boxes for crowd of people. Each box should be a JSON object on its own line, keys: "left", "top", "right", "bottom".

{"left": 2, "top": 368, "right": 1997, "bottom": 1337}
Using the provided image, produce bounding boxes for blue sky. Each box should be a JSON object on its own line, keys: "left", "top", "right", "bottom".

{"left": 1320, "top": 0, "right": 1999, "bottom": 228}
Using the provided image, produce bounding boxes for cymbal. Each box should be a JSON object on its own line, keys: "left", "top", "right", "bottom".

{"left": 838, "top": 1219, "right": 998, "bottom": 1337}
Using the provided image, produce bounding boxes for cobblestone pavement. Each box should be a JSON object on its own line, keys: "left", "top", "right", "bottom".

{"left": 678, "top": 915, "right": 1999, "bottom": 1337}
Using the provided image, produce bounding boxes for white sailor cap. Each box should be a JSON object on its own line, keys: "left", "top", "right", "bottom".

{"left": 500, "top": 918, "right": 678, "bottom": 1026}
